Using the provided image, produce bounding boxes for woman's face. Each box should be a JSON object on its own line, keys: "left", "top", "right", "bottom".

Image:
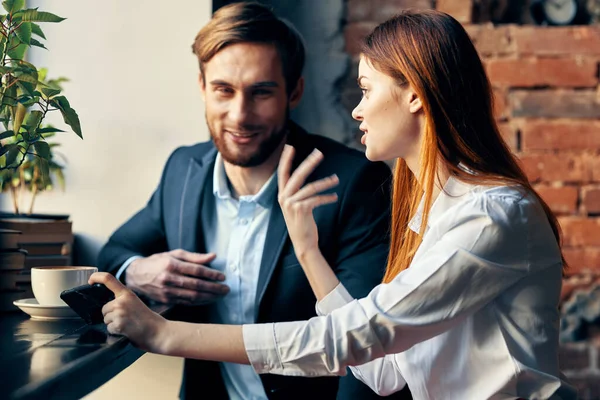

{"left": 352, "top": 57, "right": 423, "bottom": 164}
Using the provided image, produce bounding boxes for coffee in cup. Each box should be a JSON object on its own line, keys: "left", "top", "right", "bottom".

{"left": 31, "top": 266, "right": 98, "bottom": 307}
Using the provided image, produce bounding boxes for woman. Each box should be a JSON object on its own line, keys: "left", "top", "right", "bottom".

{"left": 91, "top": 10, "right": 576, "bottom": 399}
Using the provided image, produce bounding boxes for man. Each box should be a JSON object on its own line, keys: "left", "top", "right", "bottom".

{"left": 98, "top": 3, "right": 409, "bottom": 400}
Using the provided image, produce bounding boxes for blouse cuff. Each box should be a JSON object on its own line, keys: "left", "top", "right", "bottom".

{"left": 242, "top": 323, "right": 282, "bottom": 374}
{"left": 315, "top": 283, "right": 354, "bottom": 316}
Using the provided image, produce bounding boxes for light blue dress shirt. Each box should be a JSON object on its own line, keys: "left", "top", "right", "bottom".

{"left": 118, "top": 153, "right": 276, "bottom": 400}
{"left": 204, "top": 153, "right": 276, "bottom": 400}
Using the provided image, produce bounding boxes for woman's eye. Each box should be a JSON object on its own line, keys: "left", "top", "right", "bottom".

{"left": 360, "top": 88, "right": 368, "bottom": 98}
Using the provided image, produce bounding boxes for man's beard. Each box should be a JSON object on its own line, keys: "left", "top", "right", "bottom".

{"left": 208, "top": 113, "right": 289, "bottom": 168}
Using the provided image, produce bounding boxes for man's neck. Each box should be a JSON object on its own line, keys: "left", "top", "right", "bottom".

{"left": 223, "top": 142, "right": 285, "bottom": 198}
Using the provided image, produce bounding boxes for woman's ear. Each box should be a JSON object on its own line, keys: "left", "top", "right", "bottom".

{"left": 408, "top": 91, "right": 422, "bottom": 114}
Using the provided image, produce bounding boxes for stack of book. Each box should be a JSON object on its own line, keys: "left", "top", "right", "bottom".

{"left": 0, "top": 217, "right": 73, "bottom": 312}
{"left": 0, "top": 229, "right": 33, "bottom": 312}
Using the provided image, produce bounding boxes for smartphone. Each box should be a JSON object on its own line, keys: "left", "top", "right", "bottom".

{"left": 60, "top": 283, "right": 115, "bottom": 325}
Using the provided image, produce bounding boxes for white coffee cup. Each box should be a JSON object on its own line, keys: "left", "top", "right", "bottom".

{"left": 31, "top": 266, "right": 98, "bottom": 307}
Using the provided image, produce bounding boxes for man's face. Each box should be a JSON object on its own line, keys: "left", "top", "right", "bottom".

{"left": 200, "top": 42, "right": 302, "bottom": 167}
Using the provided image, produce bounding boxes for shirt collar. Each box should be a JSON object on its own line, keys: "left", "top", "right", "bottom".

{"left": 212, "top": 152, "right": 278, "bottom": 208}
{"left": 408, "top": 174, "right": 474, "bottom": 234}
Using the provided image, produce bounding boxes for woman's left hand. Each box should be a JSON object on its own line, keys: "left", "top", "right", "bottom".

{"left": 89, "top": 272, "right": 169, "bottom": 354}
{"left": 278, "top": 145, "right": 339, "bottom": 260}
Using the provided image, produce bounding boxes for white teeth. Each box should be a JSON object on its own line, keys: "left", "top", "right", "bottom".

{"left": 228, "top": 131, "right": 256, "bottom": 138}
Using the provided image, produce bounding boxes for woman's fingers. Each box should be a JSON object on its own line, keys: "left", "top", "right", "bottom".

{"left": 286, "top": 174, "right": 339, "bottom": 203}
{"left": 280, "top": 148, "right": 324, "bottom": 199}
{"left": 277, "top": 145, "right": 295, "bottom": 195}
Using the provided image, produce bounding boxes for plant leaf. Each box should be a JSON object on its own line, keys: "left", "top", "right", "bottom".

{"left": 0, "top": 143, "right": 16, "bottom": 157}
{"left": 17, "top": 80, "right": 36, "bottom": 96}
{"left": 2, "top": 83, "right": 17, "bottom": 106}
{"left": 24, "top": 109, "right": 43, "bottom": 130}
{"left": 33, "top": 140, "right": 49, "bottom": 159}
{"left": 31, "top": 22, "right": 45, "bottom": 39}
{"left": 53, "top": 167, "right": 64, "bottom": 190}
{"left": 8, "top": 42, "right": 27, "bottom": 60}
{"left": 14, "top": 21, "right": 31, "bottom": 45}
{"left": 20, "top": 10, "right": 65, "bottom": 23}
{"left": 41, "top": 87, "right": 60, "bottom": 98}
{"left": 12, "top": 102, "right": 25, "bottom": 132}
{"left": 29, "top": 37, "right": 46, "bottom": 50}
{"left": 5, "top": 145, "right": 21, "bottom": 166}
{"left": 15, "top": 72, "right": 37, "bottom": 84}
{"left": 2, "top": 0, "right": 25, "bottom": 14}
{"left": 37, "top": 127, "right": 64, "bottom": 134}
{"left": 50, "top": 96, "right": 82, "bottom": 138}
{"left": 0, "top": 130, "right": 14, "bottom": 139}
{"left": 38, "top": 157, "right": 49, "bottom": 184}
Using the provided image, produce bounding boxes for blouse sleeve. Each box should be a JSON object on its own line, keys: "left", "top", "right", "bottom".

{"left": 243, "top": 196, "right": 537, "bottom": 379}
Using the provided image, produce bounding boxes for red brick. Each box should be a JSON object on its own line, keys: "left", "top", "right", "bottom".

{"left": 593, "top": 157, "right": 600, "bottom": 182}
{"left": 514, "top": 26, "right": 600, "bottom": 56}
{"left": 518, "top": 153, "right": 591, "bottom": 183}
{"left": 486, "top": 58, "right": 598, "bottom": 88}
{"left": 372, "top": 0, "right": 433, "bottom": 22}
{"left": 559, "top": 217, "right": 600, "bottom": 246}
{"left": 436, "top": 0, "right": 472, "bottom": 23}
{"left": 345, "top": 22, "right": 377, "bottom": 57}
{"left": 534, "top": 185, "right": 578, "bottom": 214}
{"left": 498, "top": 122, "right": 517, "bottom": 151}
{"left": 559, "top": 344, "right": 591, "bottom": 371}
{"left": 563, "top": 247, "right": 600, "bottom": 275}
{"left": 520, "top": 120, "right": 600, "bottom": 151}
{"left": 493, "top": 88, "right": 508, "bottom": 120}
{"left": 582, "top": 186, "right": 600, "bottom": 214}
{"left": 465, "top": 24, "right": 515, "bottom": 56}
{"left": 510, "top": 90, "right": 600, "bottom": 119}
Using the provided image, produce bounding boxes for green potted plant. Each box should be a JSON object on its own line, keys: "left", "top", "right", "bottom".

{"left": 0, "top": 0, "right": 82, "bottom": 188}
{"left": 0, "top": 1, "right": 82, "bottom": 273}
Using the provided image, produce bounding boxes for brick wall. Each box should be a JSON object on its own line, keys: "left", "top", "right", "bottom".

{"left": 343, "top": 0, "right": 600, "bottom": 396}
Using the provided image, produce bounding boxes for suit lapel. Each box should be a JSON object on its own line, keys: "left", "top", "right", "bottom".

{"left": 255, "top": 198, "right": 288, "bottom": 311}
{"left": 254, "top": 123, "right": 311, "bottom": 312}
{"left": 178, "top": 148, "right": 217, "bottom": 252}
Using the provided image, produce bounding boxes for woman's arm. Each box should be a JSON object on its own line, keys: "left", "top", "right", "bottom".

{"left": 276, "top": 145, "right": 341, "bottom": 300}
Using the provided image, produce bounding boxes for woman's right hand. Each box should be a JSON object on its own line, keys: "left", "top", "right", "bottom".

{"left": 277, "top": 145, "right": 339, "bottom": 261}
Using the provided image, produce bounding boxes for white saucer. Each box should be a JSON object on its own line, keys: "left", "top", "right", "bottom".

{"left": 13, "top": 298, "right": 80, "bottom": 321}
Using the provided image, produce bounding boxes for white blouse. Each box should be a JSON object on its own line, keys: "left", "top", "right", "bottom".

{"left": 243, "top": 177, "right": 578, "bottom": 399}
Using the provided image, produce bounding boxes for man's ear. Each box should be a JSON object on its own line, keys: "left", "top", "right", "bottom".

{"left": 199, "top": 72, "right": 206, "bottom": 102}
{"left": 289, "top": 77, "right": 304, "bottom": 110}
{"left": 408, "top": 90, "right": 422, "bottom": 114}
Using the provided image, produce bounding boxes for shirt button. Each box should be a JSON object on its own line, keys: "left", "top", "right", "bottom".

{"left": 240, "top": 218, "right": 248, "bottom": 225}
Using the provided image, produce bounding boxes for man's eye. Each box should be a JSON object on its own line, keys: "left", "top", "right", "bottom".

{"left": 216, "top": 87, "right": 233, "bottom": 94}
{"left": 253, "top": 89, "right": 272, "bottom": 96}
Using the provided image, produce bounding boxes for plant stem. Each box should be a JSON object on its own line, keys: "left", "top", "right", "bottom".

{"left": 28, "top": 185, "right": 37, "bottom": 214}
{"left": 9, "top": 184, "right": 18, "bottom": 214}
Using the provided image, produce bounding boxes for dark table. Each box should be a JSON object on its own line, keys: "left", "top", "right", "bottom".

{"left": 0, "top": 304, "right": 171, "bottom": 400}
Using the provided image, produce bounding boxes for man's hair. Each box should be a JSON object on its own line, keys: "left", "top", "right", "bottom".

{"left": 192, "top": 2, "right": 305, "bottom": 93}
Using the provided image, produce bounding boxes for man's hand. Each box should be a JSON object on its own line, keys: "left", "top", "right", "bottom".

{"left": 125, "top": 249, "right": 229, "bottom": 305}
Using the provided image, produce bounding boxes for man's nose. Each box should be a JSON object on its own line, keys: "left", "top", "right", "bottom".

{"left": 228, "top": 95, "right": 251, "bottom": 125}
